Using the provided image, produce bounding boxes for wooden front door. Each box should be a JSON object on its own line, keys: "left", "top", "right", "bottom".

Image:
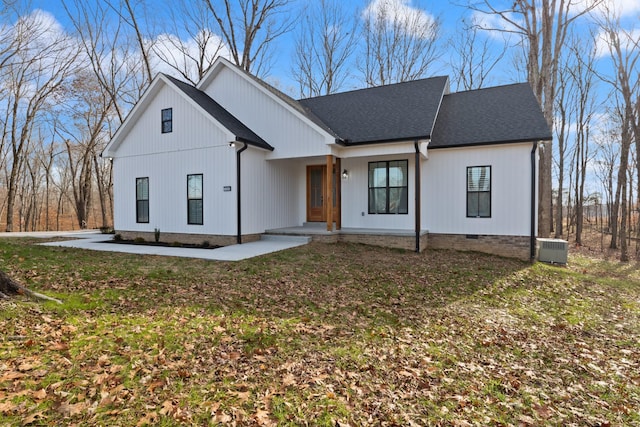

{"left": 307, "top": 165, "right": 326, "bottom": 222}
{"left": 306, "top": 165, "right": 339, "bottom": 223}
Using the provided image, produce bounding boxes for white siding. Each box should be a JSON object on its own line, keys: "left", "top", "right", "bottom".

{"left": 202, "top": 67, "right": 333, "bottom": 160}
{"left": 341, "top": 155, "right": 415, "bottom": 230}
{"left": 240, "top": 151, "right": 300, "bottom": 233}
{"left": 423, "top": 143, "right": 536, "bottom": 236}
{"left": 112, "top": 83, "right": 239, "bottom": 236}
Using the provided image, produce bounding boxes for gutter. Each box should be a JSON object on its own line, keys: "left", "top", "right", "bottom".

{"left": 236, "top": 141, "right": 248, "bottom": 244}
{"left": 414, "top": 140, "right": 421, "bottom": 253}
{"left": 530, "top": 141, "right": 538, "bottom": 262}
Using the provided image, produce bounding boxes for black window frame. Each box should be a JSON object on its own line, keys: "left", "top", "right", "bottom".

{"left": 187, "top": 174, "right": 203, "bottom": 225}
{"left": 136, "top": 177, "right": 149, "bottom": 223}
{"left": 466, "top": 165, "right": 491, "bottom": 218}
{"left": 368, "top": 160, "right": 409, "bottom": 215}
{"left": 161, "top": 108, "right": 173, "bottom": 133}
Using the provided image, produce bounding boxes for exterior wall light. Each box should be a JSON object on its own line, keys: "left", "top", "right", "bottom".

{"left": 342, "top": 169, "right": 349, "bottom": 179}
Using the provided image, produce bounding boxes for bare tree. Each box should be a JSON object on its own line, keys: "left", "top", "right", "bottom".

{"left": 567, "top": 37, "right": 597, "bottom": 245}
{"left": 154, "top": 0, "right": 226, "bottom": 84}
{"left": 203, "top": 0, "right": 294, "bottom": 76}
{"left": 449, "top": 16, "right": 507, "bottom": 91}
{"left": 361, "top": 0, "right": 441, "bottom": 87}
{"left": 1, "top": 11, "right": 79, "bottom": 232}
{"left": 470, "top": 0, "right": 602, "bottom": 238}
{"left": 291, "top": 0, "right": 358, "bottom": 97}
{"left": 57, "top": 70, "right": 113, "bottom": 229}
{"left": 596, "top": 6, "right": 640, "bottom": 260}
{"left": 104, "top": 0, "right": 154, "bottom": 86}
{"left": 554, "top": 54, "right": 570, "bottom": 238}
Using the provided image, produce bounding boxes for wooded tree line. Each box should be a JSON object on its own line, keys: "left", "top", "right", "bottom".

{"left": 0, "top": 0, "right": 637, "bottom": 260}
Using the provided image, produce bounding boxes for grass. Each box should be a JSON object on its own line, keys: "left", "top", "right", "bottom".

{"left": 0, "top": 239, "right": 639, "bottom": 426}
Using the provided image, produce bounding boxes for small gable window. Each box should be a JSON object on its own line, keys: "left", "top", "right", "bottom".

{"left": 368, "top": 160, "right": 408, "bottom": 214}
{"left": 136, "top": 177, "right": 149, "bottom": 223}
{"left": 467, "top": 166, "right": 491, "bottom": 218}
{"left": 161, "top": 108, "right": 172, "bottom": 133}
{"left": 187, "top": 174, "right": 203, "bottom": 225}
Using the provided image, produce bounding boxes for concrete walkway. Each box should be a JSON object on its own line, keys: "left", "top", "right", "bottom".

{"left": 0, "top": 231, "right": 311, "bottom": 261}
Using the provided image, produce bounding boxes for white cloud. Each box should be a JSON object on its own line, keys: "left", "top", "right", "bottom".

{"left": 594, "top": 27, "right": 640, "bottom": 58}
{"left": 363, "top": 0, "right": 437, "bottom": 35}
{"left": 595, "top": 0, "right": 640, "bottom": 17}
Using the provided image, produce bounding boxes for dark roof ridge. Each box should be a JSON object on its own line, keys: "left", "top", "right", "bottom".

{"left": 299, "top": 75, "right": 450, "bottom": 102}
{"left": 447, "top": 81, "right": 531, "bottom": 95}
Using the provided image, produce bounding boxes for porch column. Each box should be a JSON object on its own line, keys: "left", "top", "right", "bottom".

{"left": 335, "top": 157, "right": 341, "bottom": 230}
{"left": 326, "top": 154, "right": 333, "bottom": 231}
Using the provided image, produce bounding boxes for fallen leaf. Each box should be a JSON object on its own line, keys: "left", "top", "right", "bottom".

{"left": 32, "top": 388, "right": 47, "bottom": 400}
{"left": 58, "top": 400, "right": 88, "bottom": 417}
{"left": 22, "top": 411, "right": 46, "bottom": 425}
{"left": 136, "top": 411, "right": 158, "bottom": 426}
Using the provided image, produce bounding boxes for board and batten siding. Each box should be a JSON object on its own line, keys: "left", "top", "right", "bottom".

{"left": 202, "top": 66, "right": 334, "bottom": 160}
{"left": 239, "top": 151, "right": 300, "bottom": 233}
{"left": 112, "top": 82, "right": 239, "bottom": 235}
{"left": 340, "top": 155, "right": 416, "bottom": 230}
{"left": 423, "top": 143, "right": 535, "bottom": 236}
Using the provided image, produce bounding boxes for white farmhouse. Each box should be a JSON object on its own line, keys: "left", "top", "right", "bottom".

{"left": 102, "top": 57, "right": 552, "bottom": 260}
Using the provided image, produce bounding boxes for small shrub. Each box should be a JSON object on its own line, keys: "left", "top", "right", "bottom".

{"left": 170, "top": 241, "right": 182, "bottom": 247}
{"left": 114, "top": 234, "right": 123, "bottom": 242}
{"left": 100, "top": 226, "right": 114, "bottom": 234}
{"left": 154, "top": 228, "right": 161, "bottom": 242}
{"left": 134, "top": 237, "right": 145, "bottom": 243}
{"left": 202, "top": 240, "right": 210, "bottom": 248}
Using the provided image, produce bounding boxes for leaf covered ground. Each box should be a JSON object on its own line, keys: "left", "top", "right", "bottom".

{"left": 0, "top": 239, "right": 639, "bottom": 426}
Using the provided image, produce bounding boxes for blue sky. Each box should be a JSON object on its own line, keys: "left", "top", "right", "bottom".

{"left": 22, "top": 0, "right": 640, "bottom": 97}
{"left": 26, "top": 1, "right": 502, "bottom": 90}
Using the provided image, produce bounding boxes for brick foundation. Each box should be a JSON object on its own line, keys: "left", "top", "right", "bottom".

{"left": 116, "top": 231, "right": 260, "bottom": 247}
{"left": 428, "top": 233, "right": 531, "bottom": 261}
{"left": 337, "top": 232, "right": 428, "bottom": 252}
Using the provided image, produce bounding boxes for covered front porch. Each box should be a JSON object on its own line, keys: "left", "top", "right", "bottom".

{"left": 264, "top": 222, "right": 428, "bottom": 252}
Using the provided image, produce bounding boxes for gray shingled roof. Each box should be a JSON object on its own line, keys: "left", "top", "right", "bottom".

{"left": 430, "top": 83, "right": 552, "bottom": 148}
{"left": 163, "top": 74, "right": 273, "bottom": 151}
{"left": 299, "top": 77, "right": 449, "bottom": 145}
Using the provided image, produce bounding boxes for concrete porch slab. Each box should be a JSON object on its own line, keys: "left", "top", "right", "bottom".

{"left": 0, "top": 231, "right": 310, "bottom": 261}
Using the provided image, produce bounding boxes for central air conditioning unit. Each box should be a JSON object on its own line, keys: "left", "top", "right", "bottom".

{"left": 537, "top": 238, "right": 568, "bottom": 264}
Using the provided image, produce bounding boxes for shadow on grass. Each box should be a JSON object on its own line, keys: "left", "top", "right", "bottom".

{"left": 0, "top": 239, "right": 529, "bottom": 329}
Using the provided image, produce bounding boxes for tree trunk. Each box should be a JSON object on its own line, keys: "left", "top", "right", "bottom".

{"left": 0, "top": 270, "right": 62, "bottom": 303}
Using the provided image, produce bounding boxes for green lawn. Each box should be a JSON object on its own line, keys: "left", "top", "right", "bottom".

{"left": 1, "top": 238, "right": 639, "bottom": 426}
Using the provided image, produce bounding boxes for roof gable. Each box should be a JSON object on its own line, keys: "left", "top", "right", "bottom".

{"left": 163, "top": 74, "right": 272, "bottom": 150}
{"left": 430, "top": 83, "right": 552, "bottom": 148}
{"left": 198, "top": 57, "right": 339, "bottom": 141}
{"left": 103, "top": 73, "right": 271, "bottom": 157}
{"left": 298, "top": 77, "right": 449, "bottom": 145}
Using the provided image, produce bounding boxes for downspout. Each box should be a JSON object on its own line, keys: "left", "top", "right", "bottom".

{"left": 530, "top": 141, "right": 538, "bottom": 262}
{"left": 236, "top": 141, "right": 248, "bottom": 244}
{"left": 414, "top": 140, "right": 421, "bottom": 253}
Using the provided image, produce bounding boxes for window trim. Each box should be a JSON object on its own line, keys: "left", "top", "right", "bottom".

{"left": 187, "top": 173, "right": 203, "bottom": 225}
{"left": 368, "top": 160, "right": 409, "bottom": 215}
{"left": 466, "top": 165, "right": 491, "bottom": 218}
{"left": 136, "top": 177, "right": 149, "bottom": 224}
{"left": 161, "top": 108, "right": 172, "bottom": 134}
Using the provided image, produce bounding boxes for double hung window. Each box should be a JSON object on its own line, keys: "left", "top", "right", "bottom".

{"left": 136, "top": 177, "right": 149, "bottom": 223}
{"left": 368, "top": 160, "right": 408, "bottom": 214}
{"left": 467, "top": 166, "right": 491, "bottom": 218}
{"left": 187, "top": 174, "right": 203, "bottom": 225}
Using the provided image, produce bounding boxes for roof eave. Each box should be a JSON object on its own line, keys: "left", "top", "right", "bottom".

{"left": 236, "top": 136, "right": 274, "bottom": 151}
{"left": 430, "top": 136, "right": 553, "bottom": 150}
{"left": 340, "top": 135, "right": 431, "bottom": 147}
